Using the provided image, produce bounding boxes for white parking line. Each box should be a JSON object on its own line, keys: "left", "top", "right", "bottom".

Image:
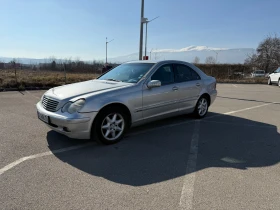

{"left": 0, "top": 102, "right": 277, "bottom": 176}
{"left": 223, "top": 102, "right": 275, "bottom": 115}
{"left": 130, "top": 102, "right": 277, "bottom": 137}
{"left": 179, "top": 120, "right": 200, "bottom": 210}
{"left": 25, "top": 91, "right": 41, "bottom": 100}
{"left": 201, "top": 119, "right": 275, "bottom": 128}
{"left": 232, "top": 84, "right": 238, "bottom": 87}
{"left": 0, "top": 143, "right": 94, "bottom": 175}
{"left": 205, "top": 102, "right": 276, "bottom": 120}
{"left": 178, "top": 102, "right": 276, "bottom": 209}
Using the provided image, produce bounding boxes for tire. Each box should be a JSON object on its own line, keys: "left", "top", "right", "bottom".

{"left": 268, "top": 77, "right": 272, "bottom": 85}
{"left": 278, "top": 79, "right": 280, "bottom": 87}
{"left": 92, "top": 107, "right": 128, "bottom": 145}
{"left": 194, "top": 96, "right": 209, "bottom": 118}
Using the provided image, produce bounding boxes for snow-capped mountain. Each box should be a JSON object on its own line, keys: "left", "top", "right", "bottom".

{"left": 0, "top": 57, "right": 47, "bottom": 64}
{"left": 108, "top": 46, "right": 256, "bottom": 64}
{"left": 0, "top": 46, "right": 256, "bottom": 64}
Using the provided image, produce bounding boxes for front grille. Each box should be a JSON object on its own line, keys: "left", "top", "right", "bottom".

{"left": 42, "top": 96, "right": 59, "bottom": 112}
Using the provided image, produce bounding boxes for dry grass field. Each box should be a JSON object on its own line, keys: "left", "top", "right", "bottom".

{"left": 0, "top": 68, "right": 267, "bottom": 90}
{"left": 0, "top": 69, "right": 98, "bottom": 89}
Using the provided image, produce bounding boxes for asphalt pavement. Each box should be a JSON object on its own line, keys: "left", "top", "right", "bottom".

{"left": 0, "top": 84, "right": 280, "bottom": 210}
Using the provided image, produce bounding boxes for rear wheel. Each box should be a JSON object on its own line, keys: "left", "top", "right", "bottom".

{"left": 92, "top": 107, "right": 128, "bottom": 145}
{"left": 194, "top": 96, "right": 209, "bottom": 118}
{"left": 268, "top": 77, "right": 272, "bottom": 85}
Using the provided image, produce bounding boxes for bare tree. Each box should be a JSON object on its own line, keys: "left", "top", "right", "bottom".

{"left": 51, "top": 60, "right": 56, "bottom": 70}
{"left": 10, "top": 58, "right": 18, "bottom": 85}
{"left": 245, "top": 34, "right": 280, "bottom": 71}
{"left": 205, "top": 56, "right": 216, "bottom": 64}
{"left": 244, "top": 53, "right": 258, "bottom": 65}
{"left": 193, "top": 56, "right": 200, "bottom": 64}
{"left": 49, "top": 56, "right": 56, "bottom": 62}
{"left": 75, "top": 56, "right": 80, "bottom": 63}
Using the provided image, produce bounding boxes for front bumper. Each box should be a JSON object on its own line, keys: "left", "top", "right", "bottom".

{"left": 36, "top": 102, "right": 98, "bottom": 139}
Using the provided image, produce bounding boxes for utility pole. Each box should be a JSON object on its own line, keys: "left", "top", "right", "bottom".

{"left": 144, "top": 16, "right": 159, "bottom": 58}
{"left": 106, "top": 37, "right": 114, "bottom": 64}
{"left": 145, "top": 22, "right": 148, "bottom": 58}
{"left": 150, "top": 48, "right": 153, "bottom": 59}
{"left": 213, "top": 50, "right": 219, "bottom": 63}
{"left": 139, "top": 0, "right": 144, "bottom": 60}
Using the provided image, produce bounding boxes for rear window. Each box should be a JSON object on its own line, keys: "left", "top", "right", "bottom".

{"left": 173, "top": 64, "right": 201, "bottom": 82}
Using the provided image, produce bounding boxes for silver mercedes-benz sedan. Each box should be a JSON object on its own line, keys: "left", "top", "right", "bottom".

{"left": 36, "top": 60, "right": 217, "bottom": 144}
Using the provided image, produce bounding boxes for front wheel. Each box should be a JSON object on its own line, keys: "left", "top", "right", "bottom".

{"left": 278, "top": 79, "right": 280, "bottom": 87}
{"left": 92, "top": 107, "right": 128, "bottom": 145}
{"left": 268, "top": 77, "right": 272, "bottom": 85}
{"left": 194, "top": 96, "right": 209, "bottom": 118}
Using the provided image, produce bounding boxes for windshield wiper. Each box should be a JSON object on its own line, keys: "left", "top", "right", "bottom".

{"left": 106, "top": 79, "right": 122, "bottom": 82}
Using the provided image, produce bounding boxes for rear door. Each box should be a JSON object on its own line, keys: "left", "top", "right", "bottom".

{"left": 173, "top": 64, "right": 202, "bottom": 111}
{"left": 142, "top": 64, "right": 178, "bottom": 120}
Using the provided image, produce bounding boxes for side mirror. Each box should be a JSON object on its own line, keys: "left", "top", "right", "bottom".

{"left": 147, "top": 80, "right": 161, "bottom": 88}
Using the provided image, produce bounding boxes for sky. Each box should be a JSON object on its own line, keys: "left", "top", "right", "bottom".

{"left": 1, "top": 0, "right": 280, "bottom": 61}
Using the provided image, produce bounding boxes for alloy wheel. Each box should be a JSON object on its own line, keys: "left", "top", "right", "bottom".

{"left": 101, "top": 113, "right": 125, "bottom": 141}
{"left": 198, "top": 98, "right": 208, "bottom": 116}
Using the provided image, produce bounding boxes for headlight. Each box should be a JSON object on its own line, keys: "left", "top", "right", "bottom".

{"left": 61, "top": 99, "right": 86, "bottom": 114}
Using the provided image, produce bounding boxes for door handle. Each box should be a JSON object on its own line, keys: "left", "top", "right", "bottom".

{"left": 172, "top": 86, "right": 178, "bottom": 91}
{"left": 196, "top": 83, "right": 200, "bottom": 86}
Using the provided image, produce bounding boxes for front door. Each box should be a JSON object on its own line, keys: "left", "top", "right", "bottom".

{"left": 142, "top": 64, "right": 178, "bottom": 120}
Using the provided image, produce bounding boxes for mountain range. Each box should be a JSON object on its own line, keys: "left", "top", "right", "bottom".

{"left": 0, "top": 46, "right": 255, "bottom": 64}
{"left": 109, "top": 46, "right": 255, "bottom": 64}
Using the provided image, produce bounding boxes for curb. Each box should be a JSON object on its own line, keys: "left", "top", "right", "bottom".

{"left": 0, "top": 87, "right": 52, "bottom": 92}
{"left": 217, "top": 82, "right": 267, "bottom": 85}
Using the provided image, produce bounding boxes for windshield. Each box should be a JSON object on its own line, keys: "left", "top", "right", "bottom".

{"left": 98, "top": 63, "right": 155, "bottom": 83}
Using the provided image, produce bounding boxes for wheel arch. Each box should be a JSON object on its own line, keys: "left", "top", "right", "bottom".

{"left": 92, "top": 102, "right": 132, "bottom": 129}
{"left": 200, "top": 93, "right": 211, "bottom": 106}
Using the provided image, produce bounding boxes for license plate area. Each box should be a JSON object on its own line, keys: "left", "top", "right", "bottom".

{"left": 37, "top": 111, "right": 49, "bottom": 124}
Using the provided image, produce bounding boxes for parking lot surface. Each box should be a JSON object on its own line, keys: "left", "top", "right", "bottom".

{"left": 1, "top": 84, "right": 280, "bottom": 210}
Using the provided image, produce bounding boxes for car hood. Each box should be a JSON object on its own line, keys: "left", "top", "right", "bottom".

{"left": 51, "top": 80, "right": 132, "bottom": 100}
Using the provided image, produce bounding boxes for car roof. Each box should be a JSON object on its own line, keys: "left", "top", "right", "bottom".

{"left": 125, "top": 60, "right": 157, "bottom": 64}
{"left": 124, "top": 60, "right": 191, "bottom": 65}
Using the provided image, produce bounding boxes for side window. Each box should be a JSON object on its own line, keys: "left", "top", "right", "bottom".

{"left": 276, "top": 68, "right": 280, "bottom": 73}
{"left": 151, "top": 64, "right": 174, "bottom": 85}
{"left": 174, "top": 64, "right": 201, "bottom": 82}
